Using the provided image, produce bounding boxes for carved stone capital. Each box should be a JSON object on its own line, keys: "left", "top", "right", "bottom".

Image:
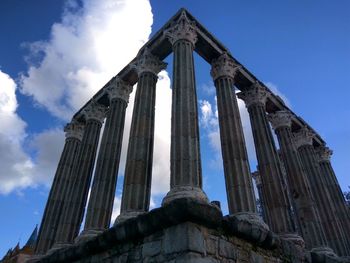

{"left": 106, "top": 77, "right": 133, "bottom": 103}
{"left": 316, "top": 145, "right": 333, "bottom": 162}
{"left": 82, "top": 101, "right": 107, "bottom": 124}
{"left": 268, "top": 111, "right": 293, "bottom": 130}
{"left": 252, "top": 171, "right": 262, "bottom": 185}
{"left": 293, "top": 127, "right": 315, "bottom": 149}
{"left": 64, "top": 121, "right": 84, "bottom": 141}
{"left": 237, "top": 82, "right": 268, "bottom": 108}
{"left": 164, "top": 11, "right": 198, "bottom": 46}
{"left": 132, "top": 49, "right": 167, "bottom": 76}
{"left": 210, "top": 52, "right": 240, "bottom": 81}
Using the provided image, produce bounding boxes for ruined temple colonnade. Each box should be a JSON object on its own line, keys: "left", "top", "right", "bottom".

{"left": 34, "top": 9, "right": 350, "bottom": 262}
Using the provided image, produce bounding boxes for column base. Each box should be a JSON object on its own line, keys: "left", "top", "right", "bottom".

{"left": 75, "top": 229, "right": 104, "bottom": 243}
{"left": 311, "top": 247, "right": 339, "bottom": 262}
{"left": 26, "top": 254, "right": 43, "bottom": 263}
{"left": 114, "top": 211, "right": 145, "bottom": 225}
{"left": 161, "top": 186, "right": 209, "bottom": 206}
{"left": 47, "top": 242, "right": 71, "bottom": 254}
{"left": 224, "top": 212, "right": 273, "bottom": 246}
{"left": 280, "top": 233, "right": 305, "bottom": 248}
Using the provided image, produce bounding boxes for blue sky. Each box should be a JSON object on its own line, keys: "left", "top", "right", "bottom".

{"left": 0, "top": 0, "right": 349, "bottom": 256}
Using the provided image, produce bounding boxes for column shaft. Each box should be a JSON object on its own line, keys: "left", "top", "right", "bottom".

{"left": 171, "top": 39, "right": 202, "bottom": 188}
{"left": 273, "top": 124, "right": 327, "bottom": 249}
{"left": 298, "top": 144, "right": 349, "bottom": 255}
{"left": 317, "top": 149, "right": 350, "bottom": 253}
{"left": 214, "top": 76, "right": 256, "bottom": 214}
{"left": 35, "top": 124, "right": 82, "bottom": 254}
{"left": 120, "top": 72, "right": 157, "bottom": 215}
{"left": 55, "top": 106, "right": 104, "bottom": 245}
{"left": 248, "top": 105, "right": 294, "bottom": 233}
{"left": 84, "top": 98, "right": 127, "bottom": 231}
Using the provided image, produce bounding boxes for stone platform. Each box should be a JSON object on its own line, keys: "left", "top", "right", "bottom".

{"left": 34, "top": 199, "right": 346, "bottom": 263}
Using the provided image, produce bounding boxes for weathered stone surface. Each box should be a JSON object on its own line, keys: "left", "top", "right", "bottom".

{"left": 142, "top": 240, "right": 161, "bottom": 257}
{"left": 163, "top": 223, "right": 205, "bottom": 254}
{"left": 218, "top": 239, "right": 237, "bottom": 259}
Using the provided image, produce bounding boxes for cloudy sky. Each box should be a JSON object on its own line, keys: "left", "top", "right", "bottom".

{"left": 0, "top": 0, "right": 349, "bottom": 255}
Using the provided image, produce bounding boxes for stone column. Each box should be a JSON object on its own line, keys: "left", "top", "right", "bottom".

{"left": 316, "top": 146, "right": 350, "bottom": 253}
{"left": 54, "top": 101, "right": 106, "bottom": 246}
{"left": 35, "top": 121, "right": 83, "bottom": 254}
{"left": 162, "top": 11, "right": 208, "bottom": 205}
{"left": 80, "top": 78, "right": 132, "bottom": 237}
{"left": 237, "top": 83, "right": 299, "bottom": 242}
{"left": 117, "top": 49, "right": 166, "bottom": 222}
{"left": 268, "top": 111, "right": 329, "bottom": 251}
{"left": 293, "top": 128, "right": 349, "bottom": 256}
{"left": 210, "top": 53, "right": 266, "bottom": 228}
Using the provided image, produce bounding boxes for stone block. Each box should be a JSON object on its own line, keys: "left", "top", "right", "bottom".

{"left": 206, "top": 235, "right": 218, "bottom": 255}
{"left": 174, "top": 252, "right": 219, "bottom": 263}
{"left": 251, "top": 251, "right": 265, "bottom": 263}
{"left": 163, "top": 223, "right": 205, "bottom": 255}
{"left": 219, "top": 239, "right": 237, "bottom": 260}
{"left": 142, "top": 240, "right": 161, "bottom": 257}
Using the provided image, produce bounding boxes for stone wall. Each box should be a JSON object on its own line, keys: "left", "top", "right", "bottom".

{"left": 34, "top": 199, "right": 342, "bottom": 263}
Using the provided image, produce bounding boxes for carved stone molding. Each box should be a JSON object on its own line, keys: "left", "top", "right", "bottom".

{"left": 82, "top": 101, "right": 107, "bottom": 123}
{"left": 64, "top": 120, "right": 84, "bottom": 141}
{"left": 106, "top": 77, "right": 133, "bottom": 103}
{"left": 316, "top": 145, "right": 333, "bottom": 162}
{"left": 237, "top": 82, "right": 269, "bottom": 108}
{"left": 293, "top": 127, "right": 315, "bottom": 149}
{"left": 164, "top": 11, "right": 198, "bottom": 46}
{"left": 268, "top": 111, "right": 293, "bottom": 130}
{"left": 210, "top": 52, "right": 240, "bottom": 81}
{"left": 132, "top": 48, "right": 167, "bottom": 76}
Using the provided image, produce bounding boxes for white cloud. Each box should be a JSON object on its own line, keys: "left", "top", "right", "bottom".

{"left": 20, "top": 0, "right": 153, "bottom": 120}
{"left": 2, "top": 0, "right": 172, "bottom": 197}
{"left": 0, "top": 70, "right": 34, "bottom": 194}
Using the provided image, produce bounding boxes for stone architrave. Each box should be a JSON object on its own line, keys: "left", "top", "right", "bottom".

{"left": 316, "top": 146, "right": 350, "bottom": 252}
{"left": 117, "top": 49, "right": 166, "bottom": 223}
{"left": 293, "top": 128, "right": 350, "bottom": 256}
{"left": 268, "top": 111, "right": 329, "bottom": 251}
{"left": 210, "top": 53, "right": 267, "bottom": 230}
{"left": 35, "top": 121, "right": 84, "bottom": 254}
{"left": 80, "top": 78, "right": 132, "bottom": 238}
{"left": 237, "top": 83, "right": 300, "bottom": 243}
{"left": 162, "top": 11, "right": 208, "bottom": 205}
{"left": 54, "top": 101, "right": 107, "bottom": 247}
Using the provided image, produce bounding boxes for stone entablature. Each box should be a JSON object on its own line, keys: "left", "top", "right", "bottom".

{"left": 64, "top": 121, "right": 84, "bottom": 141}
{"left": 82, "top": 101, "right": 107, "bottom": 123}
{"left": 293, "top": 128, "right": 315, "bottom": 149}
{"left": 105, "top": 77, "right": 133, "bottom": 103}
{"left": 268, "top": 110, "right": 293, "bottom": 130}
{"left": 237, "top": 82, "right": 269, "bottom": 108}
{"left": 164, "top": 11, "right": 198, "bottom": 46}
{"left": 210, "top": 52, "right": 240, "bottom": 80}
{"left": 132, "top": 49, "right": 167, "bottom": 76}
